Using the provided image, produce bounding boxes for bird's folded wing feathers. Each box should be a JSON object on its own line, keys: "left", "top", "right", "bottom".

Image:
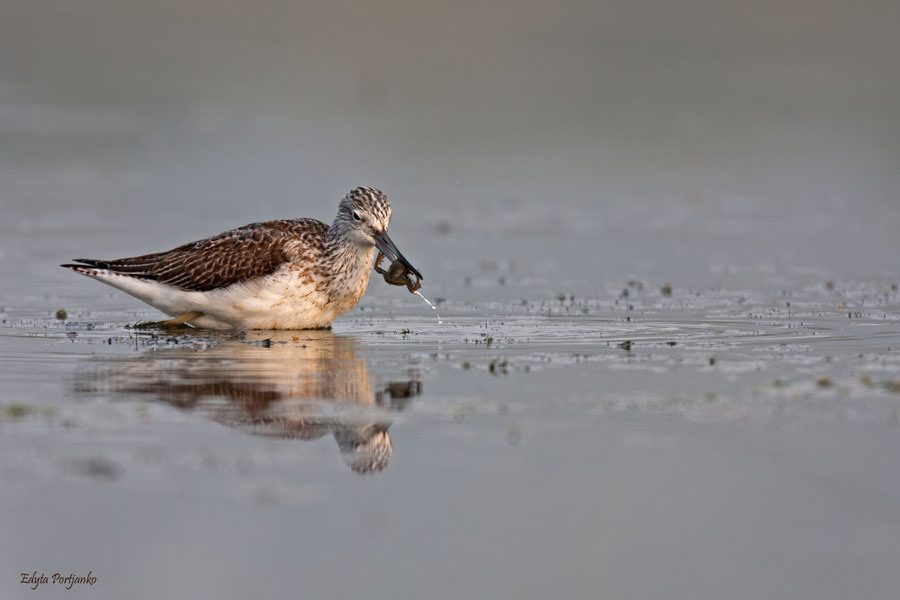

{"left": 68, "top": 220, "right": 325, "bottom": 292}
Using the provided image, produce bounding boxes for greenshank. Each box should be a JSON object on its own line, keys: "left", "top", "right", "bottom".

{"left": 62, "top": 187, "right": 422, "bottom": 330}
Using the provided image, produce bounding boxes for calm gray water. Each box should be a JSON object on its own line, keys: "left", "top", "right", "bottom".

{"left": 2, "top": 1, "right": 900, "bottom": 598}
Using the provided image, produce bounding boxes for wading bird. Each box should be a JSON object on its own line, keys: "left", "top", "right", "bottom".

{"left": 62, "top": 187, "right": 422, "bottom": 330}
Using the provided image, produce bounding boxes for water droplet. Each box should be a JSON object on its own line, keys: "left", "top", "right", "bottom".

{"left": 414, "top": 291, "right": 442, "bottom": 324}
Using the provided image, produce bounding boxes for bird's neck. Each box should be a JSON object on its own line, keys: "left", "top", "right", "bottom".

{"left": 324, "top": 231, "right": 376, "bottom": 299}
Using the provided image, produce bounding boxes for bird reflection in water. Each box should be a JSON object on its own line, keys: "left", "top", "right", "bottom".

{"left": 75, "top": 330, "right": 421, "bottom": 474}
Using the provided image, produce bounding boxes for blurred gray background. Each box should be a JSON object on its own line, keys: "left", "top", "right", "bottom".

{"left": 3, "top": 4, "right": 900, "bottom": 599}
{"left": 1, "top": 0, "right": 899, "bottom": 290}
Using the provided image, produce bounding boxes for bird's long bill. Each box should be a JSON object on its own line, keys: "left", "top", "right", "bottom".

{"left": 374, "top": 231, "right": 423, "bottom": 280}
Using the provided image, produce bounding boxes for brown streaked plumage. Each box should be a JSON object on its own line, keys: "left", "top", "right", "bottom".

{"left": 66, "top": 220, "right": 326, "bottom": 292}
{"left": 61, "top": 187, "right": 422, "bottom": 330}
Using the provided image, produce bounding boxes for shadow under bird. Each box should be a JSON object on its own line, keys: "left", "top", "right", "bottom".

{"left": 61, "top": 187, "right": 422, "bottom": 330}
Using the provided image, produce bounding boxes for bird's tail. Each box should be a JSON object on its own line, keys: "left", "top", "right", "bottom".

{"left": 60, "top": 258, "right": 111, "bottom": 274}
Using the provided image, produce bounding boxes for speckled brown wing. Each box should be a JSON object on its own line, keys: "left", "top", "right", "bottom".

{"left": 65, "top": 219, "right": 327, "bottom": 292}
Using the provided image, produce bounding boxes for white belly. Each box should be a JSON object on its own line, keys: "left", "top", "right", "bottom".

{"left": 86, "top": 264, "right": 371, "bottom": 330}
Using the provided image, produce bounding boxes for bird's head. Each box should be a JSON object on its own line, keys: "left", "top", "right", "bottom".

{"left": 335, "top": 187, "right": 421, "bottom": 280}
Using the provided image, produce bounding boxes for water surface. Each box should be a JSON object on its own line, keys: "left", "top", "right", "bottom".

{"left": 2, "top": 0, "right": 900, "bottom": 598}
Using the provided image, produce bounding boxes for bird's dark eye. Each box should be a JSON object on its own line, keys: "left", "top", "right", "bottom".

{"left": 352, "top": 211, "right": 362, "bottom": 222}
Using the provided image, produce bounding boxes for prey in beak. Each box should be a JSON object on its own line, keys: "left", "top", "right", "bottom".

{"left": 374, "top": 231, "right": 422, "bottom": 280}
{"left": 373, "top": 231, "right": 422, "bottom": 293}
